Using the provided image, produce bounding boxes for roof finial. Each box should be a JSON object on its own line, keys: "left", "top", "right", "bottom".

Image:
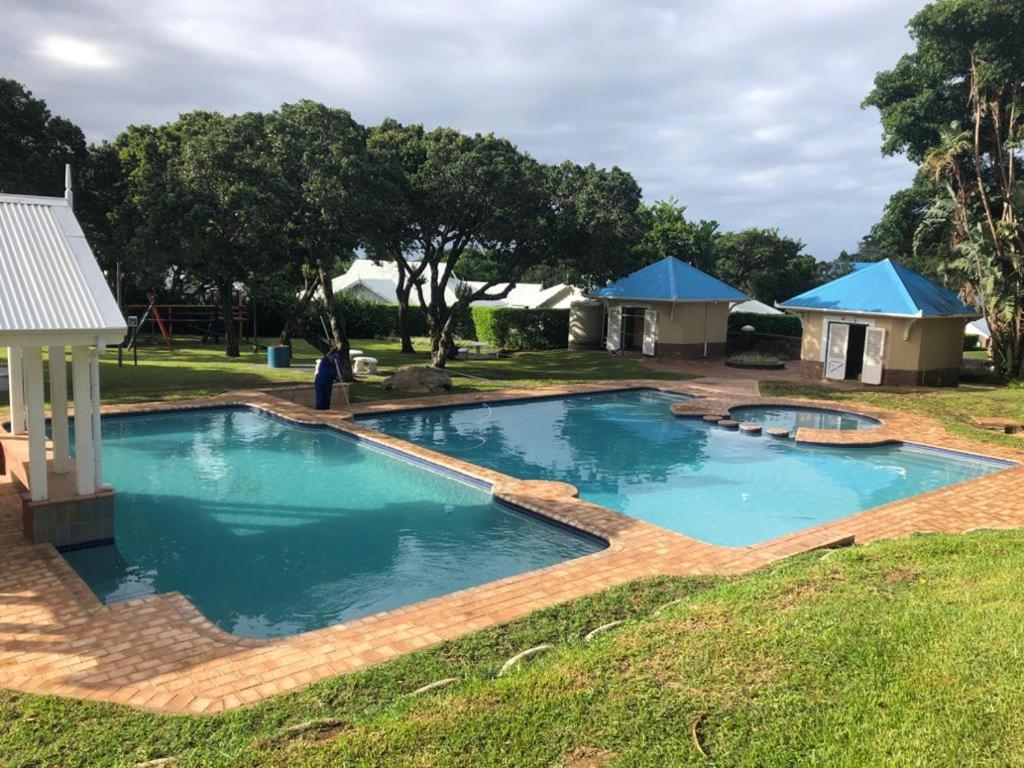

{"left": 64, "top": 163, "right": 73, "bottom": 209}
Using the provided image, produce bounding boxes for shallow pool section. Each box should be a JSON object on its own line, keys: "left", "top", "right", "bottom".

{"left": 61, "top": 408, "right": 603, "bottom": 637}
{"left": 728, "top": 405, "right": 880, "bottom": 433}
{"left": 358, "top": 390, "right": 1005, "bottom": 547}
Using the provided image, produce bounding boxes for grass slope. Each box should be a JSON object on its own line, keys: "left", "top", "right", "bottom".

{"left": 4, "top": 532, "right": 1024, "bottom": 767}
{"left": 760, "top": 380, "right": 1024, "bottom": 451}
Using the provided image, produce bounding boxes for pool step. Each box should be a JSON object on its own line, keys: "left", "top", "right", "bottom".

{"left": 766, "top": 427, "right": 791, "bottom": 439}
{"left": 738, "top": 423, "right": 762, "bottom": 435}
{"left": 717, "top": 419, "right": 739, "bottom": 430}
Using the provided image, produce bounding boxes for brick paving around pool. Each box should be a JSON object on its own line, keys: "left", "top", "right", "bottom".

{"left": 1, "top": 376, "right": 1023, "bottom": 715}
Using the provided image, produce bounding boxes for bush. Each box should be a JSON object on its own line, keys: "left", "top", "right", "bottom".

{"left": 332, "top": 293, "right": 428, "bottom": 339}
{"left": 471, "top": 306, "right": 569, "bottom": 350}
{"left": 728, "top": 312, "right": 802, "bottom": 337}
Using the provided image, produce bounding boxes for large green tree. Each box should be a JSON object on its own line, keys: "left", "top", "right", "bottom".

{"left": 267, "top": 100, "right": 375, "bottom": 377}
{"left": 367, "top": 127, "right": 552, "bottom": 367}
{"left": 714, "top": 228, "right": 817, "bottom": 305}
{"left": 864, "top": 0, "right": 1024, "bottom": 379}
{"left": 635, "top": 198, "right": 718, "bottom": 273}
{"left": 0, "top": 77, "right": 87, "bottom": 195}
{"left": 170, "top": 111, "right": 288, "bottom": 357}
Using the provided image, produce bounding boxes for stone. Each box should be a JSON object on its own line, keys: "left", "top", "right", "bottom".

{"left": 738, "top": 423, "right": 762, "bottom": 435}
{"left": 383, "top": 366, "right": 453, "bottom": 394}
{"left": 717, "top": 419, "right": 739, "bottom": 429}
{"left": 766, "top": 427, "right": 790, "bottom": 439}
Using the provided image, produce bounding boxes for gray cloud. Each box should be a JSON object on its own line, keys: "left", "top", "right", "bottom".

{"left": 0, "top": 0, "right": 925, "bottom": 258}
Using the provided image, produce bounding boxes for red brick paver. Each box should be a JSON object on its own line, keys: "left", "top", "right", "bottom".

{"left": 1, "top": 377, "right": 1022, "bottom": 714}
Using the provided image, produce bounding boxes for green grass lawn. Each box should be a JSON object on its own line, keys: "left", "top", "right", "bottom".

{"left": 4, "top": 531, "right": 1024, "bottom": 766}
{"left": 760, "top": 379, "right": 1024, "bottom": 450}
{"left": 1, "top": 337, "right": 682, "bottom": 406}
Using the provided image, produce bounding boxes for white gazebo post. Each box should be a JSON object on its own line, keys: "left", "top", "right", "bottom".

{"left": 71, "top": 345, "right": 95, "bottom": 495}
{"left": 20, "top": 346, "right": 48, "bottom": 501}
{"left": 89, "top": 343, "right": 104, "bottom": 487}
{"left": 47, "top": 345, "right": 72, "bottom": 474}
{"left": 7, "top": 346, "right": 26, "bottom": 435}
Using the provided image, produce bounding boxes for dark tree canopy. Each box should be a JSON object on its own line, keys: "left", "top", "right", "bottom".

{"left": 635, "top": 198, "right": 718, "bottom": 273}
{"left": 0, "top": 78, "right": 87, "bottom": 196}
{"left": 714, "top": 228, "right": 817, "bottom": 305}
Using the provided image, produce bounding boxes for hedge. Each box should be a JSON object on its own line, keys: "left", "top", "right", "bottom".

{"left": 728, "top": 311, "right": 802, "bottom": 337}
{"left": 471, "top": 306, "right": 569, "bottom": 350}
{"left": 331, "top": 293, "right": 477, "bottom": 341}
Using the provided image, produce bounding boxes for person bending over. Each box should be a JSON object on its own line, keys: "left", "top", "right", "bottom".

{"left": 314, "top": 348, "right": 344, "bottom": 410}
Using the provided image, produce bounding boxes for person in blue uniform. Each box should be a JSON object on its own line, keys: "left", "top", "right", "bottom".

{"left": 314, "top": 349, "right": 343, "bottom": 410}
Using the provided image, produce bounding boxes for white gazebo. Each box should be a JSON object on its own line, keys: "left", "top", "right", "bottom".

{"left": 1, "top": 169, "right": 126, "bottom": 505}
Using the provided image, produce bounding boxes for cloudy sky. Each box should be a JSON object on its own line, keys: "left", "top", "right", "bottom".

{"left": 2, "top": 0, "right": 926, "bottom": 259}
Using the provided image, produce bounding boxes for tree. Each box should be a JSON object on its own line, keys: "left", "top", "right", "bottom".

{"left": 370, "top": 127, "right": 550, "bottom": 367}
{"left": 635, "top": 198, "right": 718, "bottom": 273}
{"left": 0, "top": 77, "right": 87, "bottom": 195}
{"left": 365, "top": 120, "right": 427, "bottom": 354}
{"left": 714, "top": 228, "right": 817, "bottom": 305}
{"left": 268, "top": 101, "right": 375, "bottom": 377}
{"left": 864, "top": 0, "right": 1024, "bottom": 379}
{"left": 170, "top": 111, "right": 288, "bottom": 357}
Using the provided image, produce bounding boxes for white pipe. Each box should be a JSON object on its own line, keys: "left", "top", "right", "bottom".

{"left": 22, "top": 347, "right": 48, "bottom": 501}
{"left": 7, "top": 347, "right": 26, "bottom": 435}
{"left": 71, "top": 345, "right": 95, "bottom": 495}
{"left": 703, "top": 303, "right": 709, "bottom": 358}
{"left": 89, "top": 343, "right": 103, "bottom": 488}
{"left": 64, "top": 163, "right": 73, "bottom": 210}
{"left": 47, "top": 345, "right": 72, "bottom": 473}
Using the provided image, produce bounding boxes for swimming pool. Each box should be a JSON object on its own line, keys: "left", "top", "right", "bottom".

{"left": 728, "top": 405, "right": 880, "bottom": 433}
{"left": 359, "top": 390, "right": 1007, "bottom": 547}
{"left": 60, "top": 408, "right": 603, "bottom": 637}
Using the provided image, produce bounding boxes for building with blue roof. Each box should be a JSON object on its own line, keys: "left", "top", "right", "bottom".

{"left": 778, "top": 259, "right": 977, "bottom": 387}
{"left": 569, "top": 257, "right": 748, "bottom": 358}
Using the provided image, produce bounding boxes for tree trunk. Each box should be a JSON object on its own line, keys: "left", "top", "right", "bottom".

{"left": 394, "top": 275, "right": 416, "bottom": 354}
{"left": 279, "top": 279, "right": 318, "bottom": 347}
{"left": 317, "top": 263, "right": 353, "bottom": 382}
{"left": 220, "top": 280, "right": 240, "bottom": 358}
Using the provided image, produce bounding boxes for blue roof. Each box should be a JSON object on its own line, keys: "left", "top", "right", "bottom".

{"left": 590, "top": 257, "right": 748, "bottom": 302}
{"left": 778, "top": 259, "right": 975, "bottom": 317}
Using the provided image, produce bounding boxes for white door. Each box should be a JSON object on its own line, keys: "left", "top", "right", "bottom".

{"left": 642, "top": 308, "right": 657, "bottom": 356}
{"left": 606, "top": 306, "right": 622, "bottom": 351}
{"left": 861, "top": 327, "right": 886, "bottom": 385}
{"left": 825, "top": 322, "right": 849, "bottom": 380}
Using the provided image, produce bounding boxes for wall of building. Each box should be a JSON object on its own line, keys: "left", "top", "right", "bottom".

{"left": 568, "top": 301, "right": 604, "bottom": 350}
{"left": 795, "top": 310, "right": 964, "bottom": 386}
{"left": 602, "top": 299, "right": 730, "bottom": 357}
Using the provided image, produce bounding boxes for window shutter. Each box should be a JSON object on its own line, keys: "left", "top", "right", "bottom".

{"left": 825, "top": 323, "right": 849, "bottom": 380}
{"left": 642, "top": 308, "right": 657, "bottom": 356}
{"left": 861, "top": 327, "right": 886, "bottom": 385}
{"left": 606, "top": 306, "right": 622, "bottom": 351}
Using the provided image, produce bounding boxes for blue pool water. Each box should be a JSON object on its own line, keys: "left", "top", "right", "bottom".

{"left": 61, "top": 408, "right": 603, "bottom": 637}
{"left": 359, "top": 390, "right": 1006, "bottom": 547}
{"left": 728, "top": 406, "right": 880, "bottom": 433}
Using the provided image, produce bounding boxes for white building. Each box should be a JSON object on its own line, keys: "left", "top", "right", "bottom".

{"left": 1, "top": 173, "right": 126, "bottom": 526}
{"left": 730, "top": 299, "right": 782, "bottom": 315}
{"left": 331, "top": 259, "right": 582, "bottom": 309}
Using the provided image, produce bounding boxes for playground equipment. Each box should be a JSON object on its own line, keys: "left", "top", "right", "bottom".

{"left": 124, "top": 295, "right": 252, "bottom": 349}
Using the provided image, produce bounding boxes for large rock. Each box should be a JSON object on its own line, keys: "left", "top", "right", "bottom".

{"left": 383, "top": 365, "right": 453, "bottom": 394}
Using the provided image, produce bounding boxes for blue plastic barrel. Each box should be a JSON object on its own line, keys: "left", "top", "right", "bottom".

{"left": 267, "top": 345, "right": 291, "bottom": 368}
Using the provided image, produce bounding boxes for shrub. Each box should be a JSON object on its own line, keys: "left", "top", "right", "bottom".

{"left": 728, "top": 312, "right": 802, "bottom": 337}
{"left": 471, "top": 306, "right": 569, "bottom": 350}
{"left": 332, "top": 293, "right": 428, "bottom": 339}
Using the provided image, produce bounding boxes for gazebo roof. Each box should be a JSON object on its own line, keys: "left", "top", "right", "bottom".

{"left": 778, "top": 259, "right": 976, "bottom": 318}
{"left": 0, "top": 193, "right": 126, "bottom": 346}
{"left": 590, "top": 257, "right": 748, "bottom": 303}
